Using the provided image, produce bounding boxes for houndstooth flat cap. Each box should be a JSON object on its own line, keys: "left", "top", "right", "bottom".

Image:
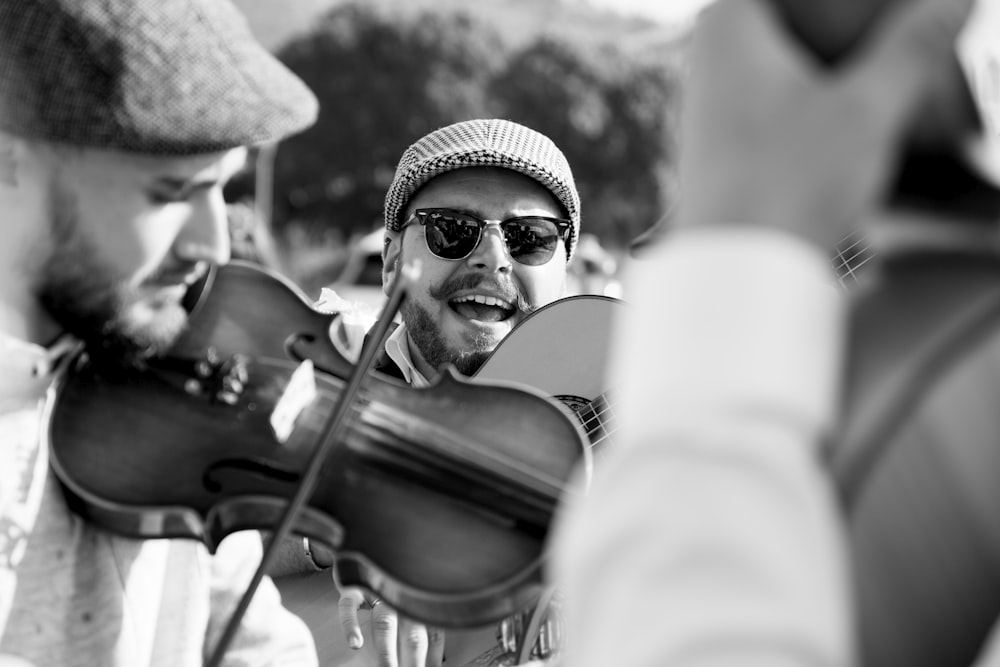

{"left": 384, "top": 119, "right": 581, "bottom": 259}
{"left": 0, "top": 0, "right": 318, "bottom": 155}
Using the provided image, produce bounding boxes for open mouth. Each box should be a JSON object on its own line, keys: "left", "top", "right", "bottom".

{"left": 148, "top": 262, "right": 209, "bottom": 290}
{"left": 449, "top": 294, "right": 517, "bottom": 323}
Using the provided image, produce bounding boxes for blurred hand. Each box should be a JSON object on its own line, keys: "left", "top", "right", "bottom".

{"left": 337, "top": 586, "right": 446, "bottom": 667}
{"left": 677, "top": 0, "right": 974, "bottom": 249}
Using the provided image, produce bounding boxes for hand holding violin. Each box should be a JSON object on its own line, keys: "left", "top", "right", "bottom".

{"left": 337, "top": 586, "right": 446, "bottom": 667}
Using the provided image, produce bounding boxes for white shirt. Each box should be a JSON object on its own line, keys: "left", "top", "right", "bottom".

{"left": 0, "top": 332, "right": 316, "bottom": 666}
{"left": 319, "top": 288, "right": 430, "bottom": 387}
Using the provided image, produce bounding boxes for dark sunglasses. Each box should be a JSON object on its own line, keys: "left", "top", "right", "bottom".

{"left": 402, "top": 208, "right": 572, "bottom": 266}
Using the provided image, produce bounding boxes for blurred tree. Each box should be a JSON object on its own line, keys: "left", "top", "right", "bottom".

{"left": 226, "top": 1, "right": 686, "bottom": 295}
{"left": 489, "top": 37, "right": 679, "bottom": 248}
{"left": 245, "top": 3, "right": 507, "bottom": 244}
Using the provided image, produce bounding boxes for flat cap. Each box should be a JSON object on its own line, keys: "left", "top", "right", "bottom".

{"left": 0, "top": 0, "right": 318, "bottom": 155}
{"left": 384, "top": 119, "right": 582, "bottom": 259}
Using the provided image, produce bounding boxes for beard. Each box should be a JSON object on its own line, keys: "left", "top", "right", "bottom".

{"left": 36, "top": 179, "right": 190, "bottom": 373}
{"left": 399, "top": 298, "right": 494, "bottom": 376}
{"left": 398, "top": 270, "right": 534, "bottom": 377}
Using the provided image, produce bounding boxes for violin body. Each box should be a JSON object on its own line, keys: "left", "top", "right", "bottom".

{"left": 44, "top": 261, "right": 590, "bottom": 628}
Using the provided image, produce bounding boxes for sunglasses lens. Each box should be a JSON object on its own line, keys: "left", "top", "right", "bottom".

{"left": 424, "top": 212, "right": 482, "bottom": 259}
{"left": 416, "top": 209, "right": 566, "bottom": 265}
{"left": 503, "top": 218, "right": 561, "bottom": 266}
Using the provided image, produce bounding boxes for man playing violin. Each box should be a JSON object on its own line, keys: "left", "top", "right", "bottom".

{"left": 275, "top": 118, "right": 582, "bottom": 667}
{"left": 0, "top": 0, "right": 321, "bottom": 664}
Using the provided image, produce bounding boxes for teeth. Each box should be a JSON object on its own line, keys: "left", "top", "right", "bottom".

{"left": 453, "top": 294, "right": 513, "bottom": 309}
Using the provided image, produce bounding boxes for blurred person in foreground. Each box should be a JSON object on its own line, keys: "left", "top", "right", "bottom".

{"left": 272, "top": 118, "right": 582, "bottom": 667}
{"left": 550, "top": 0, "right": 987, "bottom": 666}
{"left": 0, "top": 0, "right": 320, "bottom": 664}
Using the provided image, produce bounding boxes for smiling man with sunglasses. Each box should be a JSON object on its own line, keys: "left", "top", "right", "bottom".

{"left": 277, "top": 118, "right": 581, "bottom": 667}
{"left": 378, "top": 118, "right": 580, "bottom": 384}
{"left": 367, "top": 118, "right": 578, "bottom": 666}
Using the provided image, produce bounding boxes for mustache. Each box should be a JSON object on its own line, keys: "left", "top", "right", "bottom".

{"left": 429, "top": 273, "right": 534, "bottom": 313}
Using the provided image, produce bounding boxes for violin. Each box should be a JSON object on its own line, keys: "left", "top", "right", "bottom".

{"left": 43, "top": 260, "right": 591, "bottom": 630}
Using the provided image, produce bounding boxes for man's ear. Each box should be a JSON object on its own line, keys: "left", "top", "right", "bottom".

{"left": 382, "top": 229, "right": 401, "bottom": 298}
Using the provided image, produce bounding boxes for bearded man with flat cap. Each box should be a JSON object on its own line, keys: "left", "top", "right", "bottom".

{"left": 375, "top": 118, "right": 580, "bottom": 384}
{"left": 271, "top": 118, "right": 583, "bottom": 667}
{"left": 0, "top": 0, "right": 320, "bottom": 664}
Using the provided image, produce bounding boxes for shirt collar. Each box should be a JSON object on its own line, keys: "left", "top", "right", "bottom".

{"left": 384, "top": 324, "right": 432, "bottom": 388}
{"left": 0, "top": 332, "right": 80, "bottom": 401}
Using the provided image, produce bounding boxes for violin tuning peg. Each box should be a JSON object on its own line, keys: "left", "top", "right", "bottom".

{"left": 216, "top": 391, "right": 240, "bottom": 406}
{"left": 222, "top": 377, "right": 244, "bottom": 395}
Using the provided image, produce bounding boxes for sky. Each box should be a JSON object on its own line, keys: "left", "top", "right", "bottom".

{"left": 566, "top": 0, "right": 714, "bottom": 26}
{"left": 232, "top": 0, "right": 714, "bottom": 52}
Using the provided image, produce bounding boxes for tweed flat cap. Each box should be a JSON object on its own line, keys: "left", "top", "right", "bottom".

{"left": 0, "top": 0, "right": 318, "bottom": 155}
{"left": 385, "top": 119, "right": 581, "bottom": 258}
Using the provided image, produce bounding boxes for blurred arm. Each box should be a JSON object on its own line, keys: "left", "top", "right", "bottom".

{"left": 553, "top": 228, "right": 854, "bottom": 667}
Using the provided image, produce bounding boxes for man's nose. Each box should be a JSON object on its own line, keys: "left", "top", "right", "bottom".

{"left": 173, "top": 189, "right": 231, "bottom": 265}
{"left": 466, "top": 223, "right": 512, "bottom": 273}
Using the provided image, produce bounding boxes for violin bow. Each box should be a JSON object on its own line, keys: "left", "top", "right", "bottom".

{"left": 205, "top": 261, "right": 422, "bottom": 667}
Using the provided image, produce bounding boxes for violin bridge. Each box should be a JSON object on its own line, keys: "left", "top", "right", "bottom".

{"left": 270, "top": 359, "right": 318, "bottom": 443}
